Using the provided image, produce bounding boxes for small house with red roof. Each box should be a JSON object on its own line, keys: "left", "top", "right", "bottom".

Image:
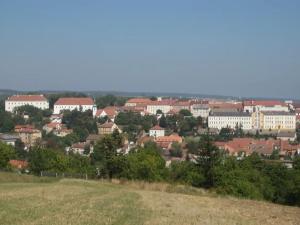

{"left": 149, "top": 125, "right": 165, "bottom": 137}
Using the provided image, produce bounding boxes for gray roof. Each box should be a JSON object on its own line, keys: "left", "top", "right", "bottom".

{"left": 210, "top": 111, "right": 251, "bottom": 117}
{"left": 262, "top": 111, "right": 295, "bottom": 116}
{"left": 0, "top": 133, "right": 20, "bottom": 141}
{"left": 277, "top": 132, "right": 296, "bottom": 138}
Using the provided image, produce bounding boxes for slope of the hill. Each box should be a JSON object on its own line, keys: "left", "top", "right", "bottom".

{"left": 0, "top": 173, "right": 299, "bottom": 225}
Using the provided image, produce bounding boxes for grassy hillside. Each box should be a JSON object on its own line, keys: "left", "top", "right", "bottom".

{"left": 0, "top": 172, "right": 299, "bottom": 225}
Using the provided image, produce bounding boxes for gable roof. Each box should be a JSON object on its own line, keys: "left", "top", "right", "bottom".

{"left": 54, "top": 97, "right": 94, "bottom": 106}
{"left": 150, "top": 125, "right": 165, "bottom": 130}
{"left": 7, "top": 95, "right": 47, "bottom": 102}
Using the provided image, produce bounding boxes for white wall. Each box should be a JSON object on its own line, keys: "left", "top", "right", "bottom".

{"left": 5, "top": 101, "right": 49, "bottom": 112}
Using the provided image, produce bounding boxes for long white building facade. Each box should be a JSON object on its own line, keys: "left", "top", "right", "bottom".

{"left": 53, "top": 97, "right": 96, "bottom": 115}
{"left": 5, "top": 95, "right": 49, "bottom": 112}
{"left": 208, "top": 112, "right": 252, "bottom": 130}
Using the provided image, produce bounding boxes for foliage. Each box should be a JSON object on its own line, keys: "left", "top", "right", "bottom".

{"left": 62, "top": 109, "right": 97, "bottom": 141}
{"left": 169, "top": 142, "right": 183, "bottom": 158}
{"left": 95, "top": 95, "right": 127, "bottom": 108}
{"left": 0, "top": 142, "right": 15, "bottom": 169}
{"left": 169, "top": 161, "right": 205, "bottom": 187}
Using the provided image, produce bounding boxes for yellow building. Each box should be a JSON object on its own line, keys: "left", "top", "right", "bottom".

{"left": 259, "top": 111, "right": 296, "bottom": 131}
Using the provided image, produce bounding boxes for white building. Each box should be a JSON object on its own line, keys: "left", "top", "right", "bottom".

{"left": 149, "top": 125, "right": 165, "bottom": 137}
{"left": 190, "top": 104, "right": 210, "bottom": 118}
{"left": 259, "top": 111, "right": 296, "bottom": 131}
{"left": 243, "top": 100, "right": 289, "bottom": 114}
{"left": 53, "top": 97, "right": 96, "bottom": 115}
{"left": 5, "top": 95, "right": 49, "bottom": 112}
{"left": 208, "top": 112, "right": 252, "bottom": 130}
{"left": 146, "top": 99, "right": 176, "bottom": 115}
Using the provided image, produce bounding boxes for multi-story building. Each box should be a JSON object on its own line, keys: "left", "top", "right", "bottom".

{"left": 146, "top": 99, "right": 177, "bottom": 114}
{"left": 208, "top": 112, "right": 252, "bottom": 130}
{"left": 14, "top": 125, "right": 42, "bottom": 149}
{"left": 53, "top": 97, "right": 96, "bottom": 115}
{"left": 243, "top": 100, "right": 289, "bottom": 114}
{"left": 190, "top": 104, "right": 210, "bottom": 118}
{"left": 259, "top": 111, "right": 296, "bottom": 131}
{"left": 5, "top": 95, "right": 49, "bottom": 112}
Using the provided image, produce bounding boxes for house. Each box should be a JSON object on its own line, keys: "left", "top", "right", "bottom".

{"left": 43, "top": 122, "right": 62, "bottom": 134}
{"left": 53, "top": 97, "right": 96, "bottom": 115}
{"left": 43, "top": 122, "right": 72, "bottom": 137}
{"left": 66, "top": 142, "right": 88, "bottom": 155}
{"left": 5, "top": 95, "right": 49, "bottom": 112}
{"left": 155, "top": 134, "right": 183, "bottom": 149}
{"left": 14, "top": 125, "right": 42, "bottom": 148}
{"left": 208, "top": 112, "right": 252, "bottom": 130}
{"left": 86, "top": 134, "right": 101, "bottom": 145}
{"left": 146, "top": 99, "right": 177, "bottom": 115}
{"left": 98, "top": 122, "right": 121, "bottom": 135}
{"left": 95, "top": 106, "right": 118, "bottom": 121}
{"left": 277, "top": 131, "right": 297, "bottom": 142}
{"left": 9, "top": 160, "right": 28, "bottom": 170}
{"left": 0, "top": 133, "right": 20, "bottom": 146}
{"left": 215, "top": 138, "right": 280, "bottom": 157}
{"left": 50, "top": 114, "right": 63, "bottom": 123}
{"left": 149, "top": 125, "right": 165, "bottom": 137}
{"left": 190, "top": 104, "right": 210, "bottom": 118}
{"left": 172, "top": 100, "right": 190, "bottom": 111}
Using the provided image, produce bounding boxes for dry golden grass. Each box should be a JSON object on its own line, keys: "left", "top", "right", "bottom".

{"left": 0, "top": 173, "right": 299, "bottom": 225}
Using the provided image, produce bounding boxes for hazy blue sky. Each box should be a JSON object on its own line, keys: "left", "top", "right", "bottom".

{"left": 1, "top": 1, "right": 300, "bottom": 98}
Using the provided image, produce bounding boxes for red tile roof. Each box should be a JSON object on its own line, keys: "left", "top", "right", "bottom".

{"left": 156, "top": 134, "right": 182, "bottom": 143}
{"left": 209, "top": 102, "right": 243, "bottom": 110}
{"left": 96, "top": 106, "right": 118, "bottom": 117}
{"left": 127, "top": 98, "right": 153, "bottom": 104}
{"left": 7, "top": 95, "right": 47, "bottom": 102}
{"left": 243, "top": 100, "right": 287, "bottom": 107}
{"left": 54, "top": 97, "right": 94, "bottom": 105}
{"left": 99, "top": 122, "right": 115, "bottom": 128}
{"left": 9, "top": 160, "right": 28, "bottom": 169}
{"left": 150, "top": 125, "right": 165, "bottom": 130}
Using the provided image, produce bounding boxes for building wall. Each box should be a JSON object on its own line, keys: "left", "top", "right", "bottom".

{"left": 149, "top": 129, "right": 165, "bottom": 137}
{"left": 53, "top": 104, "right": 94, "bottom": 114}
{"left": 5, "top": 101, "right": 49, "bottom": 112}
{"left": 190, "top": 105, "right": 210, "bottom": 118}
{"left": 146, "top": 105, "right": 172, "bottom": 114}
{"left": 261, "top": 113, "right": 296, "bottom": 130}
{"left": 244, "top": 105, "right": 289, "bottom": 114}
{"left": 208, "top": 116, "right": 252, "bottom": 130}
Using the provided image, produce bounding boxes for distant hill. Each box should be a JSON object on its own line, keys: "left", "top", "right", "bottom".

{"left": 0, "top": 89, "right": 298, "bottom": 101}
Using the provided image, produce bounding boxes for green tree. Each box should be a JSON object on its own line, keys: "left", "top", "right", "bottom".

{"left": 0, "top": 142, "right": 15, "bottom": 169}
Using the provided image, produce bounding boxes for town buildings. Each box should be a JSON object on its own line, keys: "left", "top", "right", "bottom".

{"left": 5, "top": 95, "right": 49, "bottom": 112}
{"left": 53, "top": 97, "right": 96, "bottom": 115}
